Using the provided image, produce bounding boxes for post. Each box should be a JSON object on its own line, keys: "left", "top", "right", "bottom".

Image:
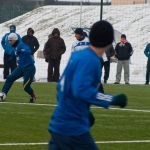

{"left": 80, "top": 0, "right": 83, "bottom": 27}
{"left": 100, "top": 0, "right": 103, "bottom": 20}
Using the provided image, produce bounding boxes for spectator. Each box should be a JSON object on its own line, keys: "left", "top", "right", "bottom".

{"left": 72, "top": 28, "right": 90, "bottom": 52}
{"left": 43, "top": 28, "right": 66, "bottom": 82}
{"left": 103, "top": 44, "right": 115, "bottom": 84}
{"left": 22, "top": 28, "right": 40, "bottom": 56}
{"left": 144, "top": 43, "right": 150, "bottom": 85}
{"left": 1, "top": 25, "right": 21, "bottom": 79}
{"left": 114, "top": 34, "right": 133, "bottom": 84}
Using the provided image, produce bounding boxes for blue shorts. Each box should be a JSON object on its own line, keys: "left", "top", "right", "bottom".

{"left": 48, "top": 132, "right": 99, "bottom": 150}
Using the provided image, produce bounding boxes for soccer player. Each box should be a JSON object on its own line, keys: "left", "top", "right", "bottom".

{"left": 0, "top": 33, "right": 36, "bottom": 103}
{"left": 48, "top": 21, "right": 128, "bottom": 150}
{"left": 72, "top": 28, "right": 90, "bottom": 52}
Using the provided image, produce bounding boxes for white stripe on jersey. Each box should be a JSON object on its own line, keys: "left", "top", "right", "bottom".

{"left": 96, "top": 93, "right": 113, "bottom": 102}
{"left": 72, "top": 37, "right": 90, "bottom": 52}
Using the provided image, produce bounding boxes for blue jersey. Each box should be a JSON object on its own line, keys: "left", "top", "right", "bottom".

{"left": 15, "top": 42, "right": 35, "bottom": 68}
{"left": 49, "top": 48, "right": 113, "bottom": 136}
{"left": 1, "top": 32, "right": 21, "bottom": 55}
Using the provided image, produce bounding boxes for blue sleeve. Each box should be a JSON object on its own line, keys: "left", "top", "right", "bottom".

{"left": 71, "top": 59, "right": 113, "bottom": 108}
{"left": 17, "top": 34, "right": 22, "bottom": 42}
{"left": 17, "top": 43, "right": 31, "bottom": 55}
{"left": 1, "top": 34, "right": 7, "bottom": 50}
{"left": 144, "top": 44, "right": 150, "bottom": 58}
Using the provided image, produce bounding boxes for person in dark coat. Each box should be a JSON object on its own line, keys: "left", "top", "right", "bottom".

{"left": 144, "top": 43, "right": 150, "bottom": 85}
{"left": 22, "top": 28, "right": 40, "bottom": 56}
{"left": 114, "top": 34, "right": 133, "bottom": 84}
{"left": 103, "top": 44, "right": 115, "bottom": 84}
{"left": 43, "top": 28, "right": 66, "bottom": 82}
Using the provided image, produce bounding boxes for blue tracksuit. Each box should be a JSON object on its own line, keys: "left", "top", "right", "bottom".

{"left": 48, "top": 48, "right": 113, "bottom": 149}
{"left": 15, "top": 42, "right": 35, "bottom": 68}
{"left": 1, "top": 32, "right": 21, "bottom": 55}
{"left": 1, "top": 33, "right": 22, "bottom": 79}
{"left": 2, "top": 41, "right": 35, "bottom": 96}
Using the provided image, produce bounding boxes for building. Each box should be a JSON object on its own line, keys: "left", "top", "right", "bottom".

{"left": 112, "top": 0, "right": 146, "bottom": 5}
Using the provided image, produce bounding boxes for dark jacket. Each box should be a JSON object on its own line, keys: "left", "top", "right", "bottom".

{"left": 144, "top": 43, "right": 150, "bottom": 58}
{"left": 105, "top": 45, "right": 115, "bottom": 60}
{"left": 115, "top": 42, "right": 133, "bottom": 60}
{"left": 22, "top": 35, "right": 40, "bottom": 55}
{"left": 43, "top": 28, "right": 66, "bottom": 60}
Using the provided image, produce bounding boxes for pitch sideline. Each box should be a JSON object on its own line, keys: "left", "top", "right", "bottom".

{"left": 0, "top": 101, "right": 150, "bottom": 113}
{"left": 0, "top": 140, "right": 150, "bottom": 146}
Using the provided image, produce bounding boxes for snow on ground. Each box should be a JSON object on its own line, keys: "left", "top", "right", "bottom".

{"left": 0, "top": 4, "right": 150, "bottom": 83}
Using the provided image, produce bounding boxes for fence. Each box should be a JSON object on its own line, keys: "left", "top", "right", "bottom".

{"left": 0, "top": 2, "right": 149, "bottom": 83}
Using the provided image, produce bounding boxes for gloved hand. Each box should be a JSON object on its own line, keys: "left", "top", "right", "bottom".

{"left": 111, "top": 94, "right": 128, "bottom": 108}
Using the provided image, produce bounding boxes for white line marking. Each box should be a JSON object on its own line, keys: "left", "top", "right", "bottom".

{"left": 96, "top": 140, "right": 150, "bottom": 144}
{"left": 0, "top": 140, "right": 150, "bottom": 146}
{"left": 1, "top": 102, "right": 57, "bottom": 107}
{"left": 0, "top": 142, "right": 47, "bottom": 146}
{"left": 1, "top": 102, "right": 150, "bottom": 113}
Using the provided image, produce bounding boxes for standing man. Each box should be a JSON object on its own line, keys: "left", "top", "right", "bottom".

{"left": 103, "top": 44, "right": 115, "bottom": 84}
{"left": 22, "top": 28, "right": 40, "bottom": 56}
{"left": 1, "top": 25, "right": 21, "bottom": 79}
{"left": 114, "top": 34, "right": 133, "bottom": 84}
{"left": 43, "top": 28, "right": 66, "bottom": 82}
{"left": 144, "top": 43, "right": 150, "bottom": 85}
{"left": 48, "top": 21, "right": 128, "bottom": 150}
{"left": 0, "top": 33, "right": 36, "bottom": 103}
{"left": 72, "top": 28, "right": 90, "bottom": 52}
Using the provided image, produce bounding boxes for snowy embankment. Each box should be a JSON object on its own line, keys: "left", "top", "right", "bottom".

{"left": 0, "top": 4, "right": 150, "bottom": 83}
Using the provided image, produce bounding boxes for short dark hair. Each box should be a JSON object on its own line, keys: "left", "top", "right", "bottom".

{"left": 121, "top": 34, "right": 126, "bottom": 39}
{"left": 74, "top": 28, "right": 84, "bottom": 35}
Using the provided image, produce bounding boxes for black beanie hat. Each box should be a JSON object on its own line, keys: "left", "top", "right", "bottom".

{"left": 89, "top": 20, "right": 114, "bottom": 48}
{"left": 74, "top": 28, "right": 84, "bottom": 35}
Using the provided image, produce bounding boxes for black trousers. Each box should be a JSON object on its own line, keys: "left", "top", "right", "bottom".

{"left": 146, "top": 59, "right": 150, "bottom": 83}
{"left": 3, "top": 54, "right": 17, "bottom": 79}
{"left": 48, "top": 57, "right": 61, "bottom": 82}
{"left": 49, "top": 132, "right": 99, "bottom": 150}
{"left": 103, "top": 60, "right": 110, "bottom": 81}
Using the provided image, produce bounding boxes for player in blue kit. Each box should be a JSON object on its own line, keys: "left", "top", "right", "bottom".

{"left": 0, "top": 33, "right": 36, "bottom": 103}
{"left": 48, "top": 21, "right": 128, "bottom": 150}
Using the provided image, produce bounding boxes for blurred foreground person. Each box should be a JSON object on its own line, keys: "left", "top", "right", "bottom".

{"left": 48, "top": 21, "right": 128, "bottom": 150}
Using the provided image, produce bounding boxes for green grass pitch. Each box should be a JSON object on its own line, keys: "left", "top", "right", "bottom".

{"left": 0, "top": 83, "right": 150, "bottom": 150}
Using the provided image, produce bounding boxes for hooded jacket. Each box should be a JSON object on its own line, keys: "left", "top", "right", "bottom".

{"left": 22, "top": 28, "right": 39, "bottom": 55}
{"left": 43, "top": 28, "right": 66, "bottom": 60}
{"left": 144, "top": 43, "right": 150, "bottom": 59}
